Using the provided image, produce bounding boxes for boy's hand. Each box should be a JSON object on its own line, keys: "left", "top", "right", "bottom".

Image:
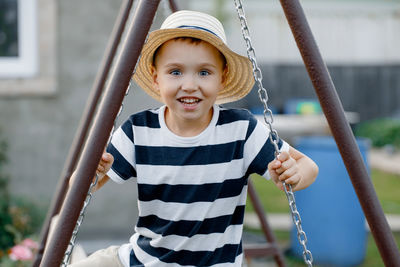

{"left": 96, "top": 152, "right": 114, "bottom": 179}
{"left": 93, "top": 152, "right": 114, "bottom": 191}
{"left": 69, "top": 152, "right": 114, "bottom": 192}
{"left": 268, "top": 151, "right": 301, "bottom": 191}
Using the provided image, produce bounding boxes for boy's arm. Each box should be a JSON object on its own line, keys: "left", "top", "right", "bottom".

{"left": 69, "top": 152, "right": 114, "bottom": 193}
{"left": 268, "top": 147, "right": 318, "bottom": 191}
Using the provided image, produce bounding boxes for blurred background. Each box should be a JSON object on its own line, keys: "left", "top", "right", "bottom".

{"left": 0, "top": 0, "right": 399, "bottom": 266}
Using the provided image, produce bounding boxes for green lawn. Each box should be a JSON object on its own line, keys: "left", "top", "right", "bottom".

{"left": 246, "top": 168, "right": 400, "bottom": 214}
{"left": 245, "top": 168, "right": 400, "bottom": 266}
{"left": 370, "top": 169, "right": 400, "bottom": 214}
{"left": 244, "top": 229, "right": 400, "bottom": 267}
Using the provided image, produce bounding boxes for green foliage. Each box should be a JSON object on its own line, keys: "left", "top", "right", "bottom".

{"left": 0, "top": 130, "right": 42, "bottom": 264}
{"left": 6, "top": 197, "right": 43, "bottom": 241}
{"left": 0, "top": 132, "right": 14, "bottom": 251}
{"left": 354, "top": 118, "right": 400, "bottom": 149}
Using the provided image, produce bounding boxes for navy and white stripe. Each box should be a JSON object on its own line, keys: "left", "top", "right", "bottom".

{"left": 107, "top": 105, "right": 288, "bottom": 266}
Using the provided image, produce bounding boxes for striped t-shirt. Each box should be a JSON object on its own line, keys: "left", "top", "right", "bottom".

{"left": 106, "top": 105, "right": 289, "bottom": 267}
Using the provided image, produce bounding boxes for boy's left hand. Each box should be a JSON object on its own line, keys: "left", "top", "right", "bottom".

{"left": 268, "top": 151, "right": 301, "bottom": 191}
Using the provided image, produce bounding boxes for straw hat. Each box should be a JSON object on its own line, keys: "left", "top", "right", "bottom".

{"left": 133, "top": 10, "right": 255, "bottom": 104}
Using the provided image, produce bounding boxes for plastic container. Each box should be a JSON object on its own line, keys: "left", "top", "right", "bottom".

{"left": 290, "top": 136, "right": 369, "bottom": 266}
{"left": 283, "top": 98, "right": 322, "bottom": 115}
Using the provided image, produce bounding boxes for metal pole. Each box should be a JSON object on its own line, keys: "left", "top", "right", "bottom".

{"left": 247, "top": 180, "right": 286, "bottom": 267}
{"left": 278, "top": 0, "right": 400, "bottom": 265}
{"left": 168, "top": 0, "right": 179, "bottom": 12}
{"left": 39, "top": 1, "right": 161, "bottom": 266}
{"left": 32, "top": 1, "right": 134, "bottom": 266}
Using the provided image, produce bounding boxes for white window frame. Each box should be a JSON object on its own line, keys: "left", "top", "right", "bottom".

{"left": 0, "top": 0, "right": 38, "bottom": 78}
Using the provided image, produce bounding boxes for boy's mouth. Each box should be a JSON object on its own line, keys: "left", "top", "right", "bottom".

{"left": 178, "top": 97, "right": 201, "bottom": 106}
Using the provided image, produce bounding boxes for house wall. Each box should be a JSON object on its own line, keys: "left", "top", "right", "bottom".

{"left": 0, "top": 0, "right": 154, "bottom": 238}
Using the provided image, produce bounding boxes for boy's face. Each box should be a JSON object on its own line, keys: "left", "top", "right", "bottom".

{"left": 151, "top": 39, "right": 227, "bottom": 133}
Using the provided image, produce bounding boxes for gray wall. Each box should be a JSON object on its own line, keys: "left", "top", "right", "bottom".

{"left": 0, "top": 0, "right": 145, "bottom": 239}
{"left": 0, "top": 0, "right": 190, "bottom": 240}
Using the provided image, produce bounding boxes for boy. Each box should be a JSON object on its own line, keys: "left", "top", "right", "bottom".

{"left": 70, "top": 10, "right": 318, "bottom": 267}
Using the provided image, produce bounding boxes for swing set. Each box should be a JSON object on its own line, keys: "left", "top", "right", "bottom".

{"left": 33, "top": 0, "right": 400, "bottom": 266}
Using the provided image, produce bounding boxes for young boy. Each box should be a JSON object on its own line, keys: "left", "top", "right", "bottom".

{"left": 70, "top": 10, "right": 318, "bottom": 267}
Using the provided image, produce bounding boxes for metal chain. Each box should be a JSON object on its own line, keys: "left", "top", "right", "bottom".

{"left": 61, "top": 80, "right": 135, "bottom": 267}
{"left": 61, "top": 174, "right": 99, "bottom": 266}
{"left": 233, "top": 1, "right": 313, "bottom": 266}
{"left": 284, "top": 185, "right": 313, "bottom": 266}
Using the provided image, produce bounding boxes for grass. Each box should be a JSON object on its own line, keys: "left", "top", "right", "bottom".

{"left": 245, "top": 168, "right": 400, "bottom": 266}
{"left": 370, "top": 169, "right": 400, "bottom": 214}
{"left": 246, "top": 168, "right": 400, "bottom": 214}
{"left": 245, "top": 228, "right": 400, "bottom": 266}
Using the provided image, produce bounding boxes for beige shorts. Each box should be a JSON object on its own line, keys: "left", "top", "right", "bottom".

{"left": 68, "top": 245, "right": 124, "bottom": 267}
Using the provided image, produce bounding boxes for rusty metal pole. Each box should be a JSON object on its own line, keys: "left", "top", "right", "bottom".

{"left": 39, "top": 1, "right": 161, "bottom": 266}
{"left": 32, "top": 1, "right": 134, "bottom": 266}
{"left": 278, "top": 0, "right": 400, "bottom": 265}
{"left": 247, "top": 180, "right": 286, "bottom": 267}
{"left": 168, "top": 0, "right": 179, "bottom": 12}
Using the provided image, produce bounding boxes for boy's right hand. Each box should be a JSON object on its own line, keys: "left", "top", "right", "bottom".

{"left": 96, "top": 152, "right": 114, "bottom": 179}
{"left": 69, "top": 152, "right": 114, "bottom": 192}
{"left": 92, "top": 152, "right": 114, "bottom": 192}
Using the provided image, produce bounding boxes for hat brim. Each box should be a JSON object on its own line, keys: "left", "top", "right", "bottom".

{"left": 133, "top": 28, "right": 255, "bottom": 105}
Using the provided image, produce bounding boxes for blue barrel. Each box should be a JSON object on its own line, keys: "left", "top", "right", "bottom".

{"left": 290, "top": 136, "right": 369, "bottom": 266}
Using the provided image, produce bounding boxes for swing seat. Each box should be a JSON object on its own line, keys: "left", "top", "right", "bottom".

{"left": 244, "top": 243, "right": 281, "bottom": 258}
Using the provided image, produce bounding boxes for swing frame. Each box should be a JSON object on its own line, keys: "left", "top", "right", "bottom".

{"left": 35, "top": 0, "right": 400, "bottom": 266}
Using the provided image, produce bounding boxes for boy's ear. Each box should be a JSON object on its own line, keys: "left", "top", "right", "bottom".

{"left": 151, "top": 66, "right": 159, "bottom": 90}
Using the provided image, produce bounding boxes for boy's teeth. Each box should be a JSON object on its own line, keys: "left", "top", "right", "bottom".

{"left": 181, "top": 98, "right": 198, "bottom": 103}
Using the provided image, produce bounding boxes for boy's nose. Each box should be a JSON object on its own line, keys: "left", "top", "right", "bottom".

{"left": 181, "top": 75, "right": 198, "bottom": 92}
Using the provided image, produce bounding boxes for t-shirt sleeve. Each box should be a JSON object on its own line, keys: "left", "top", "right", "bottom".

{"left": 244, "top": 114, "right": 289, "bottom": 180}
{"left": 106, "top": 117, "right": 137, "bottom": 184}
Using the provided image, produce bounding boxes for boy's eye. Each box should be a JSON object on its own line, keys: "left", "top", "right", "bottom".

{"left": 170, "top": 70, "right": 181, "bottom": 76}
{"left": 199, "top": 70, "right": 210, "bottom": 76}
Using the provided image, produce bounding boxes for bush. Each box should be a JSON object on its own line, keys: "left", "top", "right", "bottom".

{"left": 0, "top": 134, "right": 14, "bottom": 251}
{"left": 0, "top": 130, "right": 41, "bottom": 265}
{"left": 354, "top": 118, "right": 400, "bottom": 149}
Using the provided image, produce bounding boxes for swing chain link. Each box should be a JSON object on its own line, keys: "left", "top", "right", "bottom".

{"left": 233, "top": 0, "right": 278, "bottom": 150}
{"left": 61, "top": 174, "right": 99, "bottom": 266}
{"left": 234, "top": 1, "right": 313, "bottom": 266}
{"left": 284, "top": 185, "right": 313, "bottom": 266}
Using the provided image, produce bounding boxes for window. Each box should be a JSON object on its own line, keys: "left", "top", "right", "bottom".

{"left": 0, "top": 0, "right": 38, "bottom": 78}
